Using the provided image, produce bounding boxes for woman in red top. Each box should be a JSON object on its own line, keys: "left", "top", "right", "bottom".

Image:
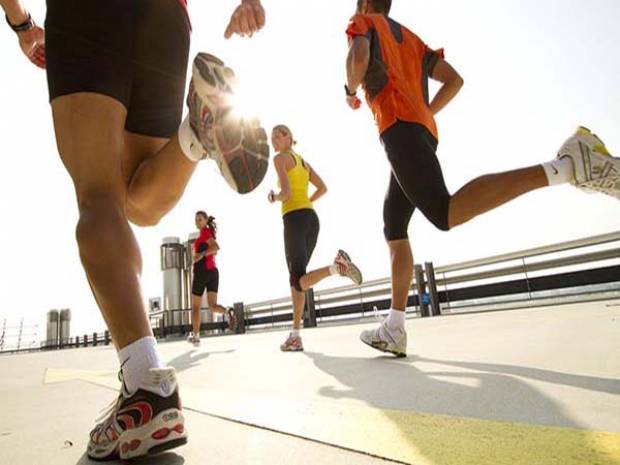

{"left": 187, "top": 211, "right": 236, "bottom": 346}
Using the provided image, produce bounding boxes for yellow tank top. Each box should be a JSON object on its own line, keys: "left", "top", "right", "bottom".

{"left": 281, "top": 151, "right": 314, "bottom": 216}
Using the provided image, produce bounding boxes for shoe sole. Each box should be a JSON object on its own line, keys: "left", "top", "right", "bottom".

{"left": 338, "top": 249, "right": 363, "bottom": 285}
{"left": 280, "top": 346, "right": 304, "bottom": 352}
{"left": 88, "top": 409, "right": 187, "bottom": 461}
{"left": 192, "top": 53, "right": 269, "bottom": 194}
{"left": 578, "top": 176, "right": 620, "bottom": 199}
{"left": 359, "top": 335, "right": 407, "bottom": 358}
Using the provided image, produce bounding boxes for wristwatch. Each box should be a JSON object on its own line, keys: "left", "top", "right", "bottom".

{"left": 344, "top": 84, "right": 357, "bottom": 97}
{"left": 5, "top": 13, "right": 34, "bottom": 32}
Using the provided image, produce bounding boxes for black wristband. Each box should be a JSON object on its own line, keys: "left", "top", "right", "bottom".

{"left": 344, "top": 84, "right": 357, "bottom": 97}
{"left": 5, "top": 13, "right": 34, "bottom": 32}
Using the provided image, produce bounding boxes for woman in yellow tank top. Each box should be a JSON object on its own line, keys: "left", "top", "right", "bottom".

{"left": 268, "top": 125, "right": 363, "bottom": 352}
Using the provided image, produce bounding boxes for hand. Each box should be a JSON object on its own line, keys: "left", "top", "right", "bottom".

{"left": 224, "top": 0, "right": 266, "bottom": 39}
{"left": 346, "top": 95, "right": 361, "bottom": 110}
{"left": 268, "top": 190, "right": 276, "bottom": 203}
{"left": 17, "top": 25, "right": 46, "bottom": 69}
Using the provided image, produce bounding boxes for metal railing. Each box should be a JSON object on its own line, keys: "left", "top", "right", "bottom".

{"left": 239, "top": 231, "right": 620, "bottom": 331}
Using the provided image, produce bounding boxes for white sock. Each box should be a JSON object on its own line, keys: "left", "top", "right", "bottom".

{"left": 291, "top": 329, "right": 300, "bottom": 338}
{"left": 178, "top": 115, "right": 204, "bottom": 162}
{"left": 386, "top": 309, "right": 406, "bottom": 330}
{"left": 328, "top": 264, "right": 339, "bottom": 276}
{"left": 542, "top": 158, "right": 574, "bottom": 186}
{"left": 118, "top": 336, "right": 164, "bottom": 395}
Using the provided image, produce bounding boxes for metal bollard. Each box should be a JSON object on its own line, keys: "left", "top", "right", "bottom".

{"left": 304, "top": 289, "right": 317, "bottom": 328}
{"left": 233, "top": 302, "right": 246, "bottom": 334}
{"left": 414, "top": 264, "right": 429, "bottom": 317}
{"left": 424, "top": 262, "right": 441, "bottom": 317}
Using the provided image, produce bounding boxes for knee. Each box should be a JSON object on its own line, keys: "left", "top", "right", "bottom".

{"left": 290, "top": 273, "right": 304, "bottom": 292}
{"left": 383, "top": 220, "right": 409, "bottom": 242}
{"left": 75, "top": 193, "right": 125, "bottom": 260}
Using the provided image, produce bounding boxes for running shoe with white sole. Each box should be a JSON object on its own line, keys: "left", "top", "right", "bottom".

{"left": 87, "top": 368, "right": 187, "bottom": 461}
{"left": 557, "top": 126, "right": 620, "bottom": 199}
{"left": 335, "top": 249, "right": 363, "bottom": 285}
{"left": 186, "top": 333, "right": 200, "bottom": 347}
{"left": 360, "top": 321, "right": 407, "bottom": 358}
{"left": 187, "top": 52, "right": 270, "bottom": 194}
{"left": 280, "top": 333, "right": 304, "bottom": 352}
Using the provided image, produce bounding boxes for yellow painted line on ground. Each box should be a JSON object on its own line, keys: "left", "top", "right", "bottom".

{"left": 43, "top": 371, "right": 620, "bottom": 465}
{"left": 183, "top": 387, "right": 620, "bottom": 465}
{"left": 43, "top": 368, "right": 118, "bottom": 388}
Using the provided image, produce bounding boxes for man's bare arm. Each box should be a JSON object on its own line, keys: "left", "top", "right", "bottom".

{"left": 429, "top": 58, "right": 464, "bottom": 115}
{"left": 346, "top": 36, "right": 370, "bottom": 94}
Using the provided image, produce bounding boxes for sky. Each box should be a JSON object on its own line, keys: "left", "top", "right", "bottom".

{"left": 0, "top": 0, "right": 619, "bottom": 343}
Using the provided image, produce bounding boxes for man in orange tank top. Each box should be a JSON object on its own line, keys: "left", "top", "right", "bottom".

{"left": 345, "top": 0, "right": 620, "bottom": 357}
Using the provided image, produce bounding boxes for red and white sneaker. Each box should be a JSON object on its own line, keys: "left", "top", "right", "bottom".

{"left": 187, "top": 52, "right": 270, "bottom": 194}
{"left": 87, "top": 368, "right": 187, "bottom": 461}
{"left": 335, "top": 249, "right": 363, "bottom": 285}
{"left": 280, "top": 333, "right": 304, "bottom": 352}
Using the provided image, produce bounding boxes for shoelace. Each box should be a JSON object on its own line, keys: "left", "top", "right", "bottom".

{"left": 94, "top": 370, "right": 125, "bottom": 423}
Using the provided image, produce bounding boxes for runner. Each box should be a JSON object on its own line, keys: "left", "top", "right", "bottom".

{"left": 345, "top": 0, "right": 620, "bottom": 358}
{"left": 269, "top": 125, "right": 363, "bottom": 352}
{"left": 187, "top": 211, "right": 237, "bottom": 347}
{"left": 1, "top": 0, "right": 268, "bottom": 460}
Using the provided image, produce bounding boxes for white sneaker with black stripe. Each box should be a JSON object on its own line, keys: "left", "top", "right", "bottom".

{"left": 557, "top": 126, "right": 620, "bottom": 199}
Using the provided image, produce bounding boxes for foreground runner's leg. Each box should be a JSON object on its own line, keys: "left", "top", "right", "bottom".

{"left": 51, "top": 94, "right": 186, "bottom": 460}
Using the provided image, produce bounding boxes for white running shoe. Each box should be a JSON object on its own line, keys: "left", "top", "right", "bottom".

{"left": 557, "top": 126, "right": 620, "bottom": 199}
{"left": 186, "top": 333, "right": 200, "bottom": 347}
{"left": 334, "top": 249, "right": 363, "bottom": 285}
{"left": 280, "top": 333, "right": 304, "bottom": 352}
{"left": 187, "top": 53, "right": 270, "bottom": 194}
{"left": 87, "top": 368, "right": 187, "bottom": 461}
{"left": 360, "top": 321, "right": 407, "bottom": 358}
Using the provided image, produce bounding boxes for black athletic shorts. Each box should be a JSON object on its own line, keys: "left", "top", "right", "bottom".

{"left": 283, "top": 209, "right": 320, "bottom": 291}
{"left": 192, "top": 268, "right": 219, "bottom": 296}
{"left": 45, "top": 0, "right": 191, "bottom": 138}
{"left": 381, "top": 120, "right": 451, "bottom": 240}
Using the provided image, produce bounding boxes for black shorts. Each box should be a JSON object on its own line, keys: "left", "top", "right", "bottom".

{"left": 45, "top": 0, "right": 191, "bottom": 138}
{"left": 283, "top": 209, "right": 320, "bottom": 291}
{"left": 381, "top": 121, "right": 451, "bottom": 240}
{"left": 192, "top": 268, "right": 219, "bottom": 296}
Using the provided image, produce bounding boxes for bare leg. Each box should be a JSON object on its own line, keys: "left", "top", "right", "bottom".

{"left": 122, "top": 132, "right": 197, "bottom": 226}
{"left": 291, "top": 288, "right": 305, "bottom": 330}
{"left": 51, "top": 93, "right": 151, "bottom": 349}
{"left": 449, "top": 165, "right": 548, "bottom": 229}
{"left": 299, "top": 267, "right": 331, "bottom": 291}
{"left": 388, "top": 239, "right": 414, "bottom": 311}
{"left": 191, "top": 294, "right": 202, "bottom": 335}
{"left": 206, "top": 292, "right": 228, "bottom": 315}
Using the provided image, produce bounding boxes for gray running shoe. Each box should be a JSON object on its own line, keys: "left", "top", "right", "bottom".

{"left": 187, "top": 53, "right": 270, "bottom": 194}
{"left": 335, "top": 249, "right": 363, "bottom": 285}
{"left": 360, "top": 321, "right": 407, "bottom": 358}
{"left": 557, "top": 126, "right": 620, "bottom": 199}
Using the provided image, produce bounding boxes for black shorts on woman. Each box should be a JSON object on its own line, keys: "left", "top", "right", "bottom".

{"left": 45, "top": 0, "right": 191, "bottom": 138}
{"left": 382, "top": 120, "right": 451, "bottom": 240}
{"left": 283, "top": 208, "right": 320, "bottom": 292}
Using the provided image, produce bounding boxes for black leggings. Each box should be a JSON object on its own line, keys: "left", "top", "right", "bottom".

{"left": 283, "top": 209, "right": 320, "bottom": 292}
{"left": 382, "top": 121, "right": 451, "bottom": 240}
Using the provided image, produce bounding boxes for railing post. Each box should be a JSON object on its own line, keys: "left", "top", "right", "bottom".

{"left": 104, "top": 330, "right": 111, "bottom": 345}
{"left": 93, "top": 332, "right": 98, "bottom": 347}
{"left": 304, "top": 289, "right": 317, "bottom": 328}
{"left": 83, "top": 334, "right": 88, "bottom": 348}
{"left": 425, "top": 262, "right": 441, "bottom": 317}
{"left": 233, "top": 302, "right": 246, "bottom": 334}
{"left": 414, "top": 264, "right": 429, "bottom": 317}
